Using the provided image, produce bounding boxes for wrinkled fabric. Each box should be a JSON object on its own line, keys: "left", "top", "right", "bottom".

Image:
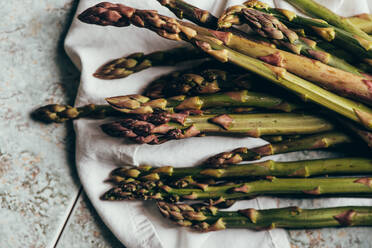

{"left": 64, "top": 1, "right": 372, "bottom": 247}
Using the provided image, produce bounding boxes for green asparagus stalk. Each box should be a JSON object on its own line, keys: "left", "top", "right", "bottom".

{"left": 94, "top": 46, "right": 206, "bottom": 80}
{"left": 217, "top": 4, "right": 363, "bottom": 75}
{"left": 110, "top": 157, "right": 372, "bottom": 186}
{"left": 346, "top": 14, "right": 372, "bottom": 35}
{"left": 102, "top": 176, "right": 372, "bottom": 202}
{"left": 239, "top": 1, "right": 372, "bottom": 62}
{"left": 106, "top": 90, "right": 303, "bottom": 114}
{"left": 32, "top": 104, "right": 117, "bottom": 123}
{"left": 78, "top": 3, "right": 372, "bottom": 129}
{"left": 205, "top": 131, "right": 354, "bottom": 166}
{"left": 101, "top": 112, "right": 334, "bottom": 144}
{"left": 158, "top": 202, "right": 372, "bottom": 231}
{"left": 284, "top": 0, "right": 372, "bottom": 42}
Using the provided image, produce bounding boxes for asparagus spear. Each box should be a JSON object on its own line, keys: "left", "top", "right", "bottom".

{"left": 157, "top": 0, "right": 218, "bottom": 29}
{"left": 346, "top": 14, "right": 372, "bottom": 35}
{"left": 78, "top": 3, "right": 372, "bottom": 130}
{"left": 239, "top": 1, "right": 372, "bottom": 62}
{"left": 158, "top": 202, "right": 372, "bottom": 231}
{"left": 94, "top": 46, "right": 206, "bottom": 80}
{"left": 205, "top": 131, "right": 353, "bottom": 166}
{"left": 101, "top": 112, "right": 334, "bottom": 144}
{"left": 106, "top": 90, "right": 303, "bottom": 114}
{"left": 110, "top": 157, "right": 372, "bottom": 185}
{"left": 32, "top": 104, "right": 117, "bottom": 123}
{"left": 284, "top": 0, "right": 372, "bottom": 42}
{"left": 102, "top": 176, "right": 372, "bottom": 202}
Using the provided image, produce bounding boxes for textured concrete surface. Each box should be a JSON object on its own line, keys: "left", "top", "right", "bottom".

{"left": 57, "top": 192, "right": 125, "bottom": 248}
{"left": 1, "top": 0, "right": 372, "bottom": 247}
{"left": 289, "top": 228, "right": 372, "bottom": 248}
{"left": 0, "top": 0, "right": 79, "bottom": 247}
{"left": 0, "top": 1, "right": 124, "bottom": 247}
{"left": 0, "top": 1, "right": 80, "bottom": 247}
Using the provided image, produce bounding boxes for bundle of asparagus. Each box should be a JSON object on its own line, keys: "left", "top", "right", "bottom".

{"left": 78, "top": 2, "right": 372, "bottom": 130}
{"left": 93, "top": 1, "right": 372, "bottom": 80}
{"left": 33, "top": 1, "right": 372, "bottom": 146}
{"left": 70, "top": 0, "right": 372, "bottom": 157}
{"left": 159, "top": 0, "right": 370, "bottom": 103}
{"left": 33, "top": 0, "right": 372, "bottom": 234}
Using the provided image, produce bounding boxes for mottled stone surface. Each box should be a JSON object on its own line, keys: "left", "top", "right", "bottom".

{"left": 289, "top": 228, "right": 372, "bottom": 248}
{"left": 57, "top": 192, "right": 125, "bottom": 248}
{"left": 0, "top": 0, "right": 80, "bottom": 247}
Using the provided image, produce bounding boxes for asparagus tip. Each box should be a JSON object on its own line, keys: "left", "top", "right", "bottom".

{"left": 32, "top": 104, "right": 78, "bottom": 123}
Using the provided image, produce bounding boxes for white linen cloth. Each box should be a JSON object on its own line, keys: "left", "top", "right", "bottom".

{"left": 65, "top": 1, "right": 372, "bottom": 247}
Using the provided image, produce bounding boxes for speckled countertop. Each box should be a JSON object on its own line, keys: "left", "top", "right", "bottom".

{"left": 1, "top": 1, "right": 122, "bottom": 247}
{"left": 1, "top": 1, "right": 371, "bottom": 248}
